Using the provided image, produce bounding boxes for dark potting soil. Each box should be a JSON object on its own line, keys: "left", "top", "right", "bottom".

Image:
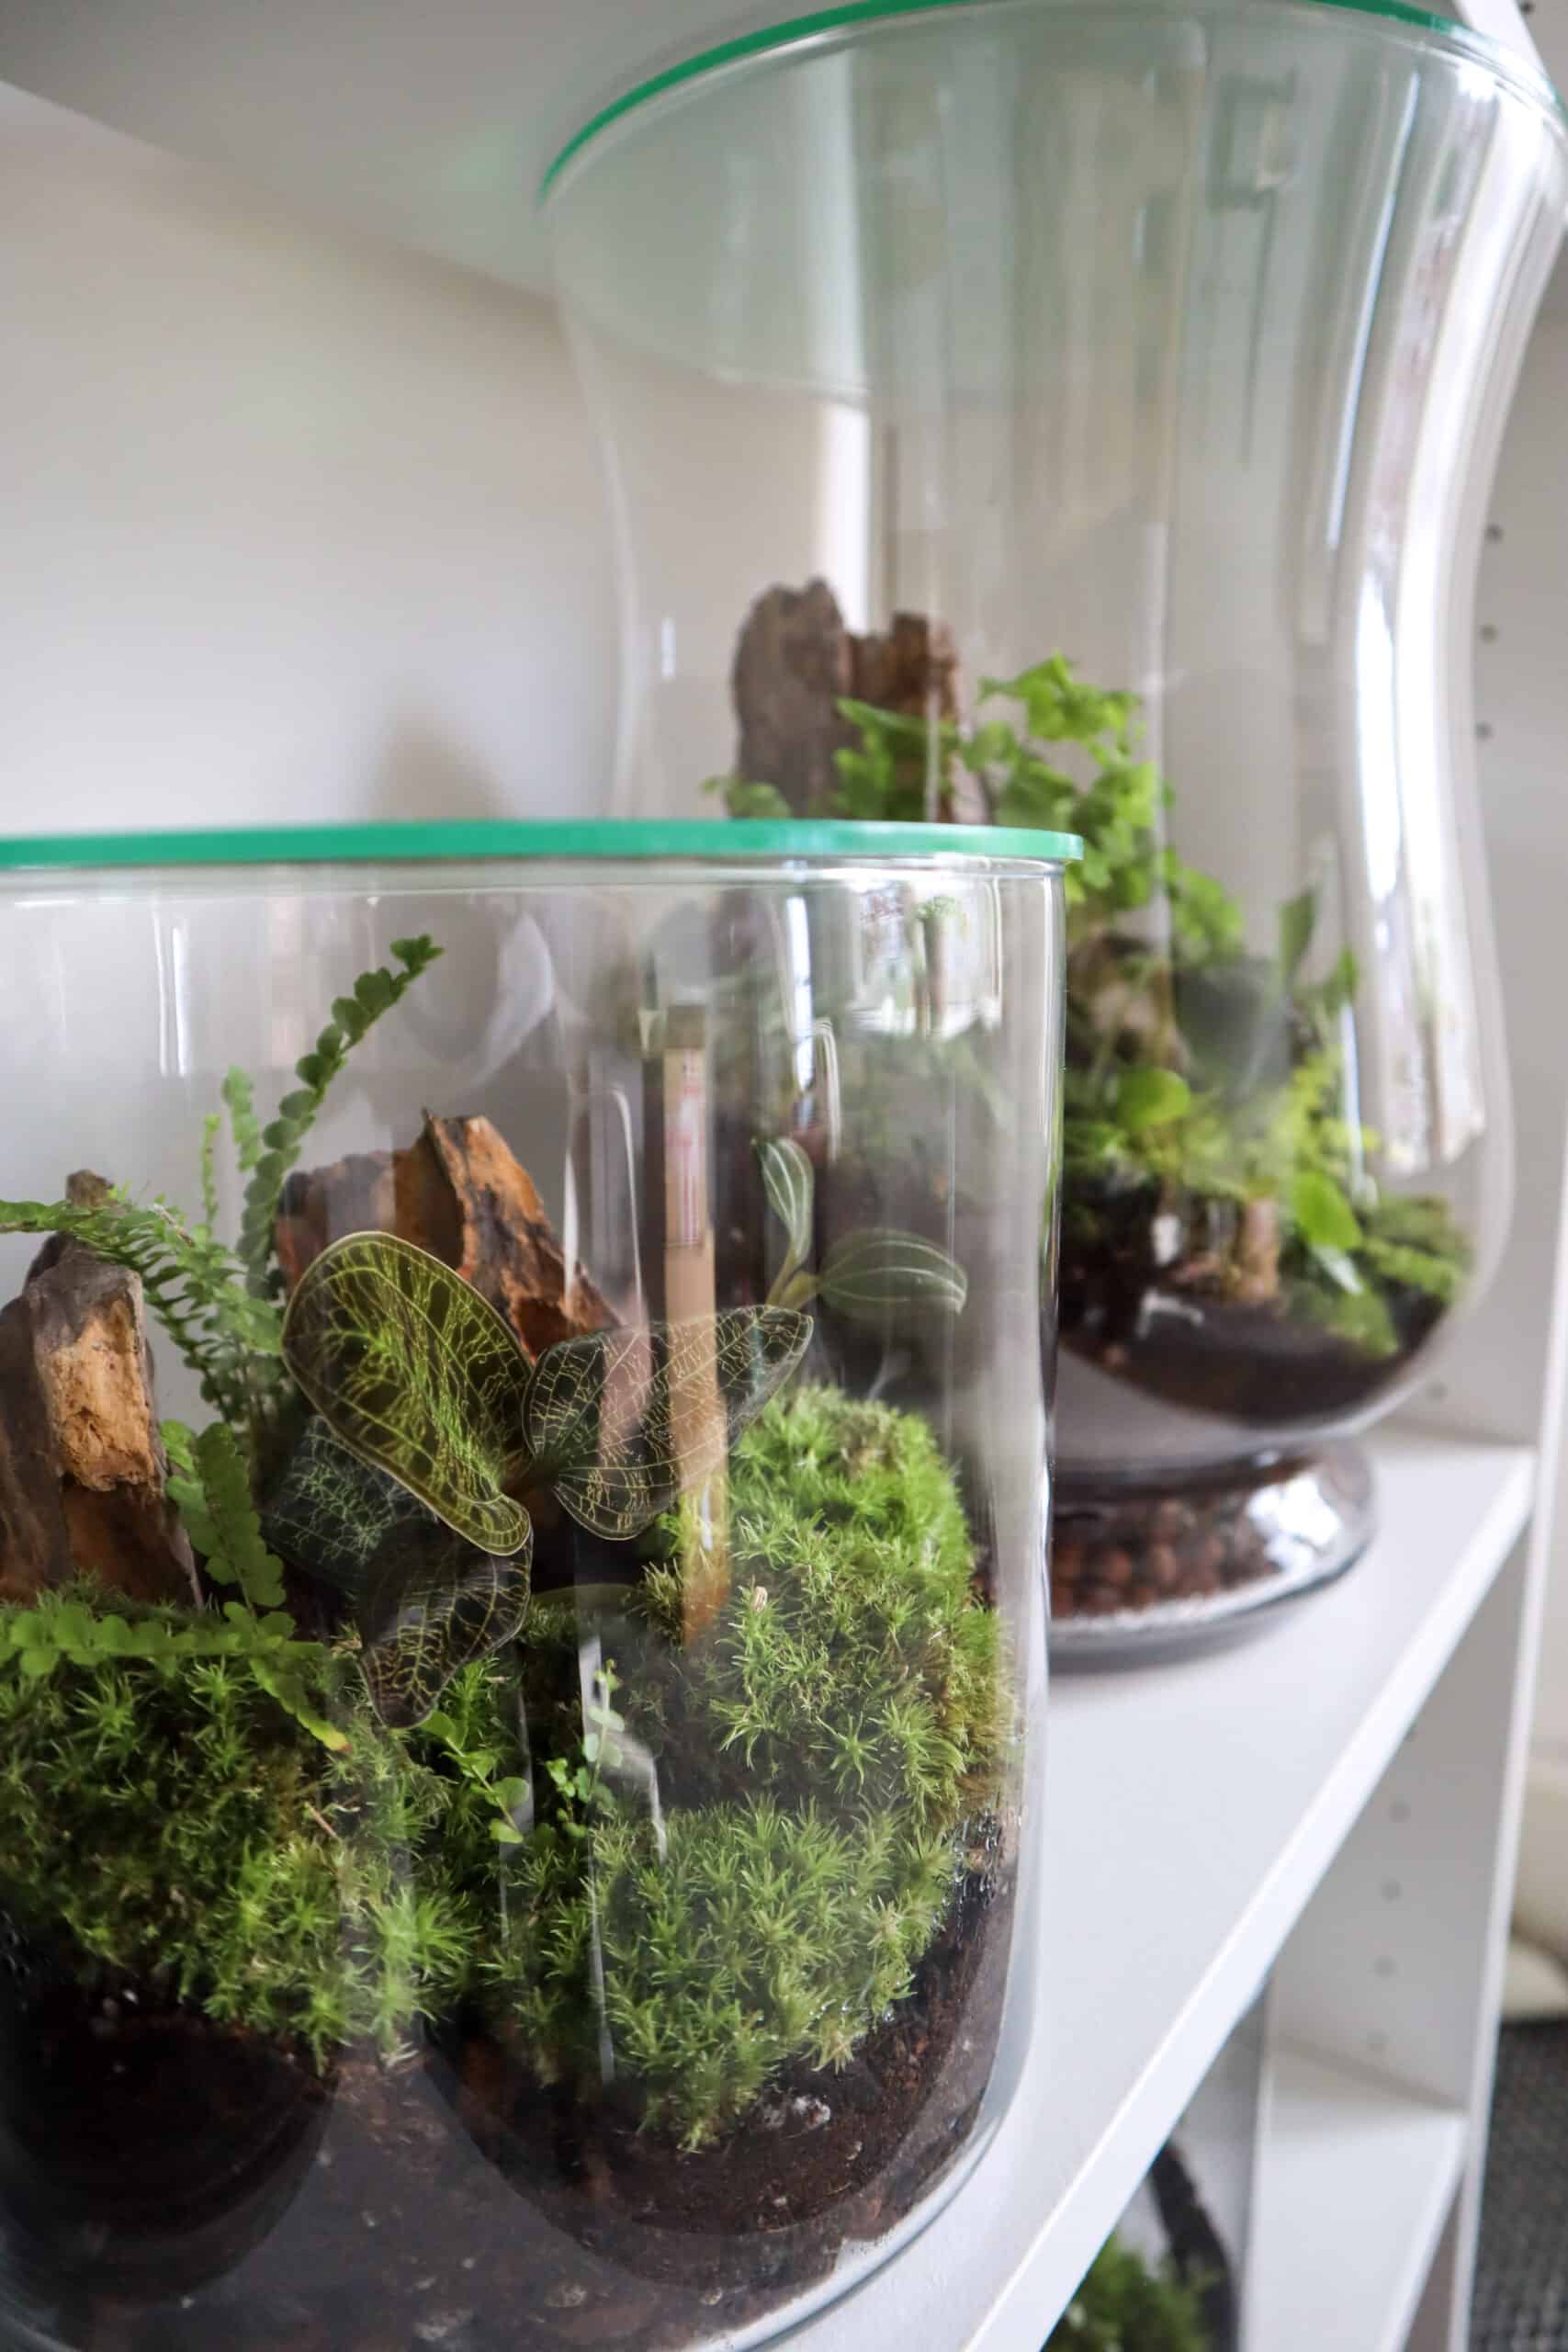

{"left": 0, "top": 1868, "right": 1009, "bottom": 2352}
{"left": 1059, "top": 1200, "right": 1447, "bottom": 1432}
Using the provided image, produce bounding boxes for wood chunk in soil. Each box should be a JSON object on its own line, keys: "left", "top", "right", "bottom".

{"left": 0, "top": 1170, "right": 197, "bottom": 1605}
{"left": 275, "top": 1114, "right": 614, "bottom": 1359}
{"left": 731, "top": 579, "right": 962, "bottom": 819}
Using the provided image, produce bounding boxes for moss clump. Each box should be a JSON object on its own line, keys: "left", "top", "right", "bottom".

{"left": 0, "top": 1589, "right": 476, "bottom": 2064}
{"left": 461, "top": 1385, "right": 1005, "bottom": 2147}
{"left": 1047, "top": 2234, "right": 1212, "bottom": 2351}
{"left": 0, "top": 1385, "right": 1000, "bottom": 2154}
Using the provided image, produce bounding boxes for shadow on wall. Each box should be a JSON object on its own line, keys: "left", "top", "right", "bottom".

{"left": 367, "top": 713, "right": 513, "bottom": 827}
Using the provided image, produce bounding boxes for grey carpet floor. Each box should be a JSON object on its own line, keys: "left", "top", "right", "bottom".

{"left": 1472, "top": 2022, "right": 1568, "bottom": 2350}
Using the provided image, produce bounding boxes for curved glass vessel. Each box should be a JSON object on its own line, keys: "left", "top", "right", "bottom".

{"left": 0, "top": 820, "right": 1068, "bottom": 2350}
{"left": 547, "top": 0, "right": 1565, "bottom": 1650}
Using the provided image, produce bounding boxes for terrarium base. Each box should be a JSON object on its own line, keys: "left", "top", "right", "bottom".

{"left": 1050, "top": 1442, "right": 1374, "bottom": 1664}
{"left": 0, "top": 1871, "right": 1008, "bottom": 2352}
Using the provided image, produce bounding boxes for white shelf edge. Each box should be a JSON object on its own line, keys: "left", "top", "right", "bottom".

{"left": 777, "top": 1430, "right": 1535, "bottom": 2352}
{"left": 1247, "top": 2045, "right": 1467, "bottom": 2352}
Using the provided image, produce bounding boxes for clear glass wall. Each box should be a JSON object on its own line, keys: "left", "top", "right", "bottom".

{"left": 549, "top": 0, "right": 1566, "bottom": 1645}
{"left": 0, "top": 823, "right": 1066, "bottom": 2350}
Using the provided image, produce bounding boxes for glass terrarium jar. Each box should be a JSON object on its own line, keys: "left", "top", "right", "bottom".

{"left": 0, "top": 818, "right": 1069, "bottom": 2352}
{"left": 547, "top": 0, "right": 1564, "bottom": 1650}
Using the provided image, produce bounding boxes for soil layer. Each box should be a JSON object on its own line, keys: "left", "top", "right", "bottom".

{"left": 0, "top": 1868, "right": 1010, "bottom": 2352}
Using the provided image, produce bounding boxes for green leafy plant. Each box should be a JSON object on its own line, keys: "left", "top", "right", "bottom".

{"left": 1047, "top": 2233, "right": 1212, "bottom": 2351}
{"left": 756, "top": 1134, "right": 970, "bottom": 1322}
{"left": 271, "top": 1229, "right": 813, "bottom": 1725}
{"left": 234, "top": 935, "right": 443, "bottom": 1291}
{"left": 0, "top": 1586, "right": 475, "bottom": 2064}
{"left": 0, "top": 938, "right": 445, "bottom": 1438}
{"left": 718, "top": 649, "right": 1469, "bottom": 1365}
{"left": 475, "top": 1382, "right": 1002, "bottom": 2147}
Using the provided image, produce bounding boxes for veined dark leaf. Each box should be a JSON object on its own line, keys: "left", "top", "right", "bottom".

{"left": 757, "top": 1136, "right": 814, "bottom": 1273}
{"left": 818, "top": 1231, "right": 968, "bottom": 1324}
{"left": 521, "top": 1307, "right": 812, "bottom": 1541}
{"left": 261, "top": 1417, "right": 434, "bottom": 1592}
{"left": 355, "top": 1514, "right": 532, "bottom": 1730}
{"left": 281, "top": 1231, "right": 530, "bottom": 1556}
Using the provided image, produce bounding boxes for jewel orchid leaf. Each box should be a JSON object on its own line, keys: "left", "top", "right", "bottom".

{"left": 521, "top": 1307, "right": 812, "bottom": 1542}
{"left": 280, "top": 1231, "right": 530, "bottom": 1556}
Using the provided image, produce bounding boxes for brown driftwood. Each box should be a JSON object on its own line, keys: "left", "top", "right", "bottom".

{"left": 0, "top": 1172, "right": 199, "bottom": 1605}
{"left": 276, "top": 1114, "right": 615, "bottom": 1359}
{"left": 731, "top": 577, "right": 961, "bottom": 818}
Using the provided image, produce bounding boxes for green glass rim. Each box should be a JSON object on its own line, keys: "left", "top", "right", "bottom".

{"left": 0, "top": 818, "right": 1082, "bottom": 876}
{"left": 539, "top": 0, "right": 1563, "bottom": 198}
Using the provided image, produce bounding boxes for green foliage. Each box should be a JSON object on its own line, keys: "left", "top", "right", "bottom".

{"left": 703, "top": 774, "right": 794, "bottom": 819}
{"left": 198, "top": 1112, "right": 221, "bottom": 1229}
{"left": 756, "top": 1134, "right": 970, "bottom": 1324}
{"left": 813, "top": 1228, "right": 970, "bottom": 1323}
{"left": 1048, "top": 2233, "right": 1212, "bottom": 2352}
{"left": 0, "top": 1588, "right": 474, "bottom": 2064}
{"left": 1115, "top": 1068, "right": 1192, "bottom": 1136}
{"left": 1292, "top": 1167, "right": 1362, "bottom": 1253}
{"left": 165, "top": 1419, "right": 286, "bottom": 1610}
{"left": 639, "top": 1385, "right": 1003, "bottom": 1828}
{"left": 471, "top": 1382, "right": 1002, "bottom": 2147}
{"left": 260, "top": 1417, "right": 431, "bottom": 1592}
{"left": 282, "top": 1231, "right": 533, "bottom": 1555}
{"left": 285, "top": 1230, "right": 812, "bottom": 1558}
{"left": 496, "top": 1795, "right": 955, "bottom": 2149}
{"left": 0, "top": 1382, "right": 997, "bottom": 2152}
{"left": 221, "top": 1068, "right": 264, "bottom": 1177}
{"left": 277, "top": 1233, "right": 810, "bottom": 1719}
{"left": 354, "top": 1515, "right": 531, "bottom": 1732}
{"left": 235, "top": 934, "right": 442, "bottom": 1292}
{"left": 0, "top": 1192, "right": 280, "bottom": 1426}
{"left": 519, "top": 1304, "right": 814, "bottom": 1539}
{"left": 757, "top": 1135, "right": 814, "bottom": 1288}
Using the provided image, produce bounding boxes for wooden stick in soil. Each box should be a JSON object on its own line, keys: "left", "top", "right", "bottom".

{"left": 660, "top": 1005, "right": 729, "bottom": 1642}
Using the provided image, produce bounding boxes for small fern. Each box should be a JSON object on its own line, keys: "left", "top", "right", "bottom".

{"left": 198, "top": 1112, "right": 221, "bottom": 1228}
{"left": 164, "top": 1420, "right": 287, "bottom": 1611}
{"left": 0, "top": 1193, "right": 280, "bottom": 1426}
{"left": 163, "top": 1420, "right": 344, "bottom": 1750}
{"left": 220, "top": 1068, "right": 264, "bottom": 1177}
{"left": 235, "top": 935, "right": 443, "bottom": 1292}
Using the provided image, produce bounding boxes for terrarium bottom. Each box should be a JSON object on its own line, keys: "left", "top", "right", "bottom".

{"left": 0, "top": 1870, "right": 1010, "bottom": 2352}
{"left": 1049, "top": 1443, "right": 1373, "bottom": 1664}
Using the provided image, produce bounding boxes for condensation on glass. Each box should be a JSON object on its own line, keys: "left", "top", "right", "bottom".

{"left": 0, "top": 822, "right": 1067, "bottom": 2350}
{"left": 547, "top": 0, "right": 1567, "bottom": 1651}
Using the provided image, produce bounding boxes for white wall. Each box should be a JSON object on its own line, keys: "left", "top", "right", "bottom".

{"left": 0, "top": 80, "right": 614, "bottom": 834}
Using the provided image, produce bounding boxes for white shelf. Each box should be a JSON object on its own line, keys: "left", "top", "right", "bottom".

{"left": 780, "top": 1425, "right": 1534, "bottom": 2351}
{"left": 1247, "top": 2047, "right": 1467, "bottom": 2352}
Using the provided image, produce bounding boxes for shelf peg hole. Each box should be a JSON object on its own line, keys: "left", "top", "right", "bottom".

{"left": 1375, "top": 1956, "right": 1396, "bottom": 1980}
{"left": 1382, "top": 1879, "right": 1402, "bottom": 1902}
{"left": 1486, "top": 522, "right": 1505, "bottom": 541}
{"left": 1477, "top": 721, "right": 1495, "bottom": 741}
{"left": 1481, "top": 624, "right": 1499, "bottom": 643}
{"left": 1390, "top": 1800, "right": 1411, "bottom": 1824}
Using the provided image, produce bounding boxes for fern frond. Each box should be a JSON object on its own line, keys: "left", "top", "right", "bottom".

{"left": 165, "top": 1420, "right": 287, "bottom": 1611}
{"left": 221, "top": 1069, "right": 263, "bottom": 1176}
{"left": 0, "top": 1193, "right": 280, "bottom": 1426}
{"left": 234, "top": 935, "right": 443, "bottom": 1293}
{"left": 199, "top": 1113, "right": 221, "bottom": 1228}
